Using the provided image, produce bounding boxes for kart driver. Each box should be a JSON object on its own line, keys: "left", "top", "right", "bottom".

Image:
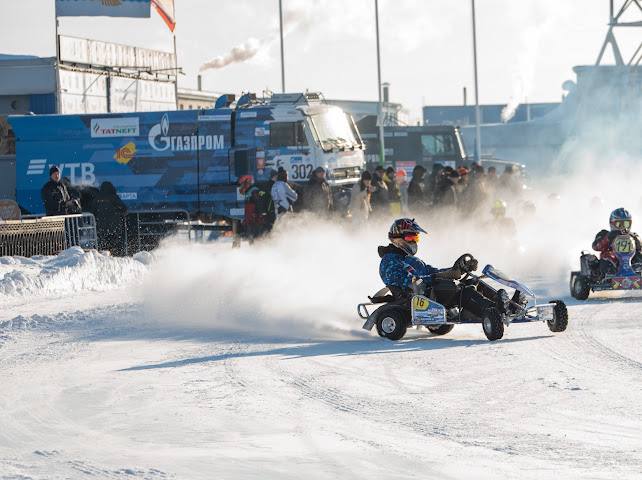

{"left": 591, "top": 208, "right": 642, "bottom": 278}
{"left": 378, "top": 218, "right": 518, "bottom": 317}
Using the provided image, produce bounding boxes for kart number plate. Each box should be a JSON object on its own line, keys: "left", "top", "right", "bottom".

{"left": 536, "top": 305, "right": 554, "bottom": 322}
{"left": 411, "top": 295, "right": 446, "bottom": 325}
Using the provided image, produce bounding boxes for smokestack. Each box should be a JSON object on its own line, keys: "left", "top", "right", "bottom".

{"left": 197, "top": 74, "right": 202, "bottom": 91}
{"left": 382, "top": 82, "right": 390, "bottom": 103}
{"left": 463, "top": 87, "right": 468, "bottom": 106}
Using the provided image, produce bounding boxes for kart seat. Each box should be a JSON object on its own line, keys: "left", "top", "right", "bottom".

{"left": 369, "top": 285, "right": 405, "bottom": 304}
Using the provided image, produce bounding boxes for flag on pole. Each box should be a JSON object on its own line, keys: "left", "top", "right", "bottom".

{"left": 152, "top": 0, "right": 176, "bottom": 31}
{"left": 55, "top": 0, "right": 151, "bottom": 18}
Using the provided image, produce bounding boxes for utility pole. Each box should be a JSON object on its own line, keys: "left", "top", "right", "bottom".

{"left": 471, "top": 0, "right": 482, "bottom": 164}
{"left": 375, "top": 0, "right": 385, "bottom": 166}
{"left": 279, "top": 0, "right": 286, "bottom": 93}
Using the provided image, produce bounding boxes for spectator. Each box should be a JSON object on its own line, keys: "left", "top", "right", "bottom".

{"left": 349, "top": 170, "right": 373, "bottom": 224}
{"left": 271, "top": 169, "right": 298, "bottom": 217}
{"left": 499, "top": 164, "right": 521, "bottom": 197}
{"left": 461, "top": 164, "right": 488, "bottom": 214}
{"left": 240, "top": 175, "right": 268, "bottom": 242}
{"left": 486, "top": 166, "right": 498, "bottom": 194}
{"left": 434, "top": 169, "right": 459, "bottom": 208}
{"left": 389, "top": 169, "right": 407, "bottom": 216}
{"left": 41, "top": 166, "right": 73, "bottom": 216}
{"left": 407, "top": 165, "right": 426, "bottom": 211}
{"left": 425, "top": 163, "right": 444, "bottom": 205}
{"left": 303, "top": 166, "right": 333, "bottom": 215}
{"left": 92, "top": 181, "right": 127, "bottom": 256}
{"left": 370, "top": 170, "right": 390, "bottom": 216}
{"left": 384, "top": 166, "right": 396, "bottom": 194}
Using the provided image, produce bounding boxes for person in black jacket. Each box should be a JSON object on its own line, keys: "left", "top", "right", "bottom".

{"left": 41, "top": 166, "right": 73, "bottom": 216}
{"left": 407, "top": 165, "right": 427, "bottom": 212}
{"left": 92, "top": 181, "right": 128, "bottom": 256}
{"left": 303, "top": 167, "right": 333, "bottom": 215}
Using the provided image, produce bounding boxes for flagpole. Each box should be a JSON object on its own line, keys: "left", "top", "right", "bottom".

{"left": 54, "top": 10, "right": 61, "bottom": 113}
{"left": 172, "top": 2, "right": 178, "bottom": 109}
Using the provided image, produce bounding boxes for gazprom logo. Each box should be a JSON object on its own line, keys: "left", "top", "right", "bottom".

{"left": 148, "top": 113, "right": 225, "bottom": 152}
{"left": 26, "top": 159, "right": 47, "bottom": 175}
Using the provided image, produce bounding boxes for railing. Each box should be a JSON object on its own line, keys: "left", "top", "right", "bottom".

{"left": 124, "top": 209, "right": 191, "bottom": 256}
{"left": 0, "top": 213, "right": 97, "bottom": 257}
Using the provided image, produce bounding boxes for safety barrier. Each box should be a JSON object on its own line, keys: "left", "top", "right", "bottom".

{"left": 124, "top": 209, "right": 191, "bottom": 256}
{"left": 0, "top": 213, "right": 97, "bottom": 257}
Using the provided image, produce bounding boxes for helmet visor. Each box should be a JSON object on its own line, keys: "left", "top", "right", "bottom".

{"left": 614, "top": 219, "right": 631, "bottom": 230}
{"left": 403, "top": 233, "right": 420, "bottom": 243}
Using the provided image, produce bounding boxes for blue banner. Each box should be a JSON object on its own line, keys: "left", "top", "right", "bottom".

{"left": 55, "top": 0, "right": 151, "bottom": 18}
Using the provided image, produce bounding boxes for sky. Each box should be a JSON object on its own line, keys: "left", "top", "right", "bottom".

{"left": 2, "top": 0, "right": 639, "bottom": 123}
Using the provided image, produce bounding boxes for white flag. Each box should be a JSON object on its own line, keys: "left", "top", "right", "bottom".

{"left": 55, "top": 0, "right": 151, "bottom": 18}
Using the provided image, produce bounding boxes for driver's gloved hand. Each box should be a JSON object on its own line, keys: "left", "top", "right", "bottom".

{"left": 466, "top": 258, "right": 479, "bottom": 272}
{"left": 453, "top": 254, "right": 478, "bottom": 273}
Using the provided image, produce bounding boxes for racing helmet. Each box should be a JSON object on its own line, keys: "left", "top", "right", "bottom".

{"left": 388, "top": 218, "right": 427, "bottom": 255}
{"left": 491, "top": 199, "right": 507, "bottom": 219}
{"left": 610, "top": 208, "right": 632, "bottom": 233}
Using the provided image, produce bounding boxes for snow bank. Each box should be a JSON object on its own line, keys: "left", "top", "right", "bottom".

{"left": 0, "top": 247, "right": 148, "bottom": 300}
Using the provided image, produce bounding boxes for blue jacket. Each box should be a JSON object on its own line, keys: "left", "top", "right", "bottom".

{"left": 378, "top": 244, "right": 439, "bottom": 291}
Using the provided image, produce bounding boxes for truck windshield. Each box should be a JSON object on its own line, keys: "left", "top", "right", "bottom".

{"left": 421, "top": 134, "right": 456, "bottom": 156}
{"left": 310, "top": 108, "right": 358, "bottom": 151}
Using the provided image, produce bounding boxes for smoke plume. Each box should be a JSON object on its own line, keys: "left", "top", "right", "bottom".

{"left": 199, "top": 3, "right": 314, "bottom": 73}
{"left": 199, "top": 37, "right": 261, "bottom": 71}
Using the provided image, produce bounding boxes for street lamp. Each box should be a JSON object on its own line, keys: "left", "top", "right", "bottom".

{"left": 471, "top": 0, "right": 482, "bottom": 164}
{"left": 375, "top": 0, "right": 385, "bottom": 166}
{"left": 279, "top": 0, "right": 285, "bottom": 93}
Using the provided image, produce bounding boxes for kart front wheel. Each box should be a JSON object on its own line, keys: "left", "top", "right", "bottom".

{"left": 375, "top": 306, "right": 409, "bottom": 341}
{"left": 570, "top": 273, "right": 590, "bottom": 300}
{"left": 482, "top": 308, "right": 504, "bottom": 341}
{"left": 548, "top": 301, "right": 568, "bottom": 333}
{"left": 427, "top": 324, "right": 454, "bottom": 336}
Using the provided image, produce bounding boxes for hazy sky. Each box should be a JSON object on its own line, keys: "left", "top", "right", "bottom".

{"left": 2, "top": 0, "right": 639, "bottom": 122}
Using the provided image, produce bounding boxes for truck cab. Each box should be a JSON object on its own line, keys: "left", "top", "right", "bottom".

{"left": 231, "top": 92, "right": 365, "bottom": 187}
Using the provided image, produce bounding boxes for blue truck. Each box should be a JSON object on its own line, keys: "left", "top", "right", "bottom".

{"left": 9, "top": 92, "right": 366, "bottom": 219}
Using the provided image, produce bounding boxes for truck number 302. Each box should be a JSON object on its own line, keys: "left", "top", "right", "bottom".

{"left": 290, "top": 164, "right": 314, "bottom": 180}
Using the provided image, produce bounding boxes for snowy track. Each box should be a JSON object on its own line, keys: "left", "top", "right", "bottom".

{"left": 1, "top": 291, "right": 641, "bottom": 479}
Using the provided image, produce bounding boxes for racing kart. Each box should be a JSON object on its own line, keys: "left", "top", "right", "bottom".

{"left": 570, "top": 233, "right": 642, "bottom": 300}
{"left": 358, "top": 255, "right": 568, "bottom": 341}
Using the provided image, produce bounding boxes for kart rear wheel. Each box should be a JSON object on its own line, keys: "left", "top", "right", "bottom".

{"left": 548, "top": 300, "right": 568, "bottom": 333}
{"left": 427, "top": 324, "right": 454, "bottom": 336}
{"left": 374, "top": 306, "right": 409, "bottom": 341}
{"left": 482, "top": 308, "right": 504, "bottom": 341}
{"left": 570, "top": 274, "right": 590, "bottom": 300}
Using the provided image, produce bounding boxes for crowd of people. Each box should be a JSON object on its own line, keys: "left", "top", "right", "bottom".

{"left": 39, "top": 160, "right": 527, "bottom": 251}
{"left": 238, "top": 161, "right": 527, "bottom": 241}
{"left": 41, "top": 166, "right": 128, "bottom": 255}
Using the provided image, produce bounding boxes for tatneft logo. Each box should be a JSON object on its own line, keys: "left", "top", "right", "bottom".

{"left": 90, "top": 117, "right": 140, "bottom": 138}
{"left": 148, "top": 113, "right": 224, "bottom": 152}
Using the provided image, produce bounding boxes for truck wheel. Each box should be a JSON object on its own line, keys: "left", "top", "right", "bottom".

{"left": 570, "top": 274, "right": 590, "bottom": 300}
{"left": 548, "top": 301, "right": 568, "bottom": 333}
{"left": 482, "top": 308, "right": 504, "bottom": 341}
{"left": 375, "top": 306, "right": 409, "bottom": 341}
{"left": 427, "top": 324, "right": 454, "bottom": 336}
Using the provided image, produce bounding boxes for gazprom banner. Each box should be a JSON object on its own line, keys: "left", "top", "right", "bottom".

{"left": 55, "top": 0, "right": 151, "bottom": 18}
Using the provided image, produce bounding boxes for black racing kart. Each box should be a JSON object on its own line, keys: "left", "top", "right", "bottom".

{"left": 358, "top": 254, "right": 568, "bottom": 341}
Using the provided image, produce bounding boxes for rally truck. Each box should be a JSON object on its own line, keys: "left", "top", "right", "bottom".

{"left": 9, "top": 92, "right": 365, "bottom": 219}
